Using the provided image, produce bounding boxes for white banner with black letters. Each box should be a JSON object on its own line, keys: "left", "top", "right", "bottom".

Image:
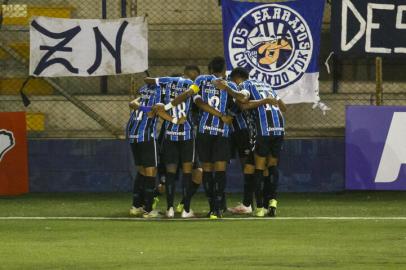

{"left": 332, "top": 0, "right": 406, "bottom": 57}
{"left": 29, "top": 16, "right": 148, "bottom": 77}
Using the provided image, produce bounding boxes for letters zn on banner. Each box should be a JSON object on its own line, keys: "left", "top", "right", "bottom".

{"left": 30, "top": 16, "right": 148, "bottom": 77}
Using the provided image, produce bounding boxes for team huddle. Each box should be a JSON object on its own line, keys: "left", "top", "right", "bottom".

{"left": 126, "top": 56, "right": 286, "bottom": 219}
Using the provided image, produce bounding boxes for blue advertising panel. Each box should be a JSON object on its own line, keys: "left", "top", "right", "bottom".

{"left": 346, "top": 106, "right": 406, "bottom": 190}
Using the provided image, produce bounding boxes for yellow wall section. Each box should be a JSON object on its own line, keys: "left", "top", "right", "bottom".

{"left": 2, "top": 5, "right": 73, "bottom": 25}
{"left": 0, "top": 78, "right": 53, "bottom": 95}
{"left": 26, "top": 112, "right": 45, "bottom": 131}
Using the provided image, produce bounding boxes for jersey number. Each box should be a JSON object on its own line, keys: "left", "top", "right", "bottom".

{"left": 135, "top": 111, "right": 144, "bottom": 120}
{"left": 171, "top": 102, "right": 187, "bottom": 118}
{"left": 208, "top": 96, "right": 220, "bottom": 110}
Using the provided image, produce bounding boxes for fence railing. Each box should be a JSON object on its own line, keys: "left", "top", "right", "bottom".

{"left": 1, "top": 0, "right": 405, "bottom": 138}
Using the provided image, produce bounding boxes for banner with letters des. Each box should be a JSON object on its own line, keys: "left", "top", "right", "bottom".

{"left": 222, "top": 0, "right": 325, "bottom": 104}
{"left": 332, "top": 0, "right": 406, "bottom": 57}
{"left": 30, "top": 16, "right": 148, "bottom": 77}
{"left": 346, "top": 106, "right": 406, "bottom": 190}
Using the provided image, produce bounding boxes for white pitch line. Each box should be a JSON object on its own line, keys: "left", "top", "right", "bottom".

{"left": 0, "top": 217, "right": 406, "bottom": 221}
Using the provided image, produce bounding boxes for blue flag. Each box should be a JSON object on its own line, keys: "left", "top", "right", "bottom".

{"left": 222, "top": 0, "right": 325, "bottom": 104}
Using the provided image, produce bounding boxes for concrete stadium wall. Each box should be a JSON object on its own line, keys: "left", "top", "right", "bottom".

{"left": 28, "top": 138, "right": 344, "bottom": 193}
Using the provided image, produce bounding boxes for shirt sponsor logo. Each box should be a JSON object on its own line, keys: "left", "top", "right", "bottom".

{"left": 203, "top": 126, "right": 225, "bottom": 133}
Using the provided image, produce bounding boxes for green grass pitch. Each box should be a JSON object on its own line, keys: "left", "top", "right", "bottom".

{"left": 1, "top": 192, "right": 406, "bottom": 270}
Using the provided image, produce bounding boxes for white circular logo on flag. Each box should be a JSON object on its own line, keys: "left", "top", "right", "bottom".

{"left": 228, "top": 4, "right": 313, "bottom": 90}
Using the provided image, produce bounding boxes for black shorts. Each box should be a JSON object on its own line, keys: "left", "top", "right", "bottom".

{"left": 197, "top": 133, "right": 230, "bottom": 163}
{"left": 162, "top": 139, "right": 195, "bottom": 164}
{"left": 131, "top": 140, "right": 158, "bottom": 168}
{"left": 230, "top": 129, "right": 251, "bottom": 159}
{"left": 255, "top": 135, "right": 284, "bottom": 159}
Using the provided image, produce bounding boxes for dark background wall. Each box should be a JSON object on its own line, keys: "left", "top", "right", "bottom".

{"left": 28, "top": 138, "right": 344, "bottom": 193}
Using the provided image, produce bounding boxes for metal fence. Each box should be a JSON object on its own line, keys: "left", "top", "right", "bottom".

{"left": 1, "top": 0, "right": 405, "bottom": 138}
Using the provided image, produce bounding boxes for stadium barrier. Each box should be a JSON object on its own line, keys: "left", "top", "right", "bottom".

{"left": 27, "top": 138, "right": 344, "bottom": 192}
{"left": 1, "top": 1, "right": 405, "bottom": 138}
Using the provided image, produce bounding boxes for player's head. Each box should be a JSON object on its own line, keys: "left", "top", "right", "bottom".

{"left": 230, "top": 67, "right": 249, "bottom": 85}
{"left": 183, "top": 65, "right": 200, "bottom": 81}
{"left": 208, "top": 61, "right": 213, "bottom": 74}
{"left": 209, "top": 56, "right": 226, "bottom": 77}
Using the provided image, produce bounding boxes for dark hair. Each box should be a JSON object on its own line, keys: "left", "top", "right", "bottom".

{"left": 184, "top": 65, "right": 201, "bottom": 74}
{"left": 230, "top": 67, "right": 249, "bottom": 80}
{"left": 210, "top": 56, "right": 226, "bottom": 73}
{"left": 207, "top": 61, "right": 213, "bottom": 73}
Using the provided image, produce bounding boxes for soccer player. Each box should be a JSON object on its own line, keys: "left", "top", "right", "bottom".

{"left": 229, "top": 67, "right": 287, "bottom": 217}
{"left": 144, "top": 66, "right": 201, "bottom": 218}
{"left": 127, "top": 83, "right": 163, "bottom": 218}
{"left": 227, "top": 104, "right": 256, "bottom": 215}
{"left": 166, "top": 57, "right": 248, "bottom": 218}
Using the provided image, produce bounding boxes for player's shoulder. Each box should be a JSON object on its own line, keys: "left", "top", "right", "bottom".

{"left": 181, "top": 77, "right": 194, "bottom": 85}
{"left": 241, "top": 79, "right": 253, "bottom": 89}
{"left": 139, "top": 84, "right": 150, "bottom": 92}
{"left": 195, "top": 74, "right": 210, "bottom": 81}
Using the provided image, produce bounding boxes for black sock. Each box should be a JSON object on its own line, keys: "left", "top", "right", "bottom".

{"left": 214, "top": 171, "right": 226, "bottom": 212}
{"left": 242, "top": 173, "right": 253, "bottom": 207}
{"left": 221, "top": 192, "right": 227, "bottom": 211}
{"left": 183, "top": 173, "right": 197, "bottom": 213}
{"left": 165, "top": 172, "right": 176, "bottom": 210}
{"left": 132, "top": 173, "right": 144, "bottom": 208}
{"left": 202, "top": 171, "right": 214, "bottom": 212}
{"left": 181, "top": 173, "right": 188, "bottom": 202}
{"left": 269, "top": 166, "right": 279, "bottom": 201}
{"left": 263, "top": 174, "right": 271, "bottom": 208}
{"left": 254, "top": 169, "right": 264, "bottom": 208}
{"left": 144, "top": 176, "right": 156, "bottom": 212}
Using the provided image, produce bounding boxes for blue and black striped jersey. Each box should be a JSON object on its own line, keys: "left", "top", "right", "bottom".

{"left": 241, "top": 80, "right": 285, "bottom": 136}
{"left": 157, "top": 77, "right": 194, "bottom": 141}
{"left": 229, "top": 103, "right": 248, "bottom": 132}
{"left": 227, "top": 81, "right": 248, "bottom": 132}
{"left": 193, "top": 75, "right": 233, "bottom": 137}
{"left": 126, "top": 84, "right": 162, "bottom": 143}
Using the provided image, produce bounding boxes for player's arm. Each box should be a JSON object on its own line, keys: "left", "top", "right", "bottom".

{"left": 164, "top": 77, "right": 203, "bottom": 110}
{"left": 143, "top": 77, "right": 157, "bottom": 85}
{"left": 276, "top": 97, "right": 287, "bottom": 112}
{"left": 152, "top": 103, "right": 186, "bottom": 124}
{"left": 129, "top": 97, "right": 141, "bottom": 110}
{"left": 193, "top": 96, "right": 233, "bottom": 124}
{"left": 237, "top": 97, "right": 278, "bottom": 111}
{"left": 213, "top": 80, "right": 249, "bottom": 103}
{"left": 163, "top": 85, "right": 199, "bottom": 110}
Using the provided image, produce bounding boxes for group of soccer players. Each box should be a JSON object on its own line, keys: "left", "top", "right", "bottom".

{"left": 126, "top": 56, "right": 286, "bottom": 219}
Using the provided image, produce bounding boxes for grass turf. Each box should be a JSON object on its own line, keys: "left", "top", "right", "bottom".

{"left": 1, "top": 192, "right": 406, "bottom": 269}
